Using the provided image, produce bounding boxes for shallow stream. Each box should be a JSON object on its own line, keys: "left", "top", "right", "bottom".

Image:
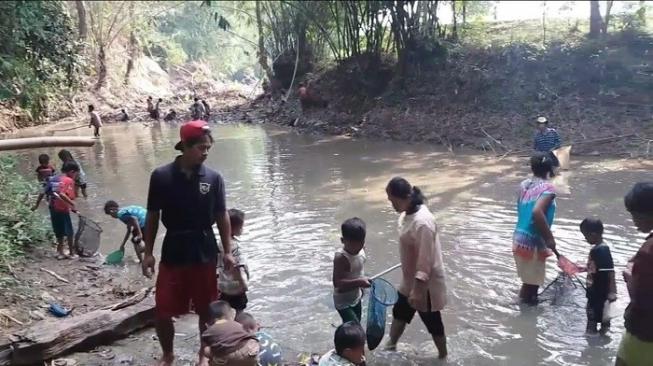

{"left": 13, "top": 123, "right": 653, "bottom": 365}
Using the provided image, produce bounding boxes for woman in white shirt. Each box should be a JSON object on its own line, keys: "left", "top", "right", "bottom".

{"left": 384, "top": 177, "right": 448, "bottom": 359}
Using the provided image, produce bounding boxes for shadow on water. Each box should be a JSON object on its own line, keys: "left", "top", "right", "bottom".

{"left": 10, "top": 123, "right": 651, "bottom": 365}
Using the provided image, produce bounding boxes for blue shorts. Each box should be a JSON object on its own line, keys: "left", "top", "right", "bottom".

{"left": 50, "top": 209, "right": 73, "bottom": 239}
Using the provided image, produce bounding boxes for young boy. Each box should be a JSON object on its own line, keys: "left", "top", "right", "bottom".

{"left": 617, "top": 182, "right": 653, "bottom": 366}
{"left": 201, "top": 301, "right": 259, "bottom": 366}
{"left": 32, "top": 162, "right": 79, "bottom": 259}
{"left": 318, "top": 321, "right": 366, "bottom": 366}
{"left": 58, "top": 149, "right": 88, "bottom": 199}
{"left": 332, "top": 217, "right": 369, "bottom": 323}
{"left": 104, "top": 200, "right": 146, "bottom": 262}
{"left": 236, "top": 312, "right": 283, "bottom": 366}
{"left": 88, "top": 104, "right": 102, "bottom": 137}
{"left": 581, "top": 217, "right": 617, "bottom": 335}
{"left": 35, "top": 154, "right": 55, "bottom": 185}
{"left": 218, "top": 209, "right": 250, "bottom": 312}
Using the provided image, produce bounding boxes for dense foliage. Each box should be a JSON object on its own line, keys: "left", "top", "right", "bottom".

{"left": 0, "top": 1, "right": 84, "bottom": 120}
{"left": 0, "top": 156, "right": 51, "bottom": 267}
{"left": 0, "top": 1, "right": 650, "bottom": 122}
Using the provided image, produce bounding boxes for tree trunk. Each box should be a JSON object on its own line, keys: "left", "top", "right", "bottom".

{"left": 451, "top": 0, "right": 458, "bottom": 40}
{"left": 95, "top": 45, "right": 107, "bottom": 90}
{"left": 0, "top": 137, "right": 96, "bottom": 151}
{"left": 462, "top": 0, "right": 467, "bottom": 25}
{"left": 255, "top": 1, "right": 274, "bottom": 83}
{"left": 589, "top": 0, "right": 603, "bottom": 38}
{"left": 542, "top": 1, "right": 546, "bottom": 47}
{"left": 75, "top": 0, "right": 88, "bottom": 41}
{"left": 602, "top": 0, "right": 614, "bottom": 35}
{"left": 124, "top": 30, "right": 137, "bottom": 85}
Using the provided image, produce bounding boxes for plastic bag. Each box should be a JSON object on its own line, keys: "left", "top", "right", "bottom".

{"left": 366, "top": 278, "right": 398, "bottom": 350}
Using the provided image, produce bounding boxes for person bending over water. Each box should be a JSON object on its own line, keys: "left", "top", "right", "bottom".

{"left": 384, "top": 177, "right": 448, "bottom": 359}
{"left": 104, "top": 200, "right": 146, "bottom": 263}
{"left": 513, "top": 153, "right": 557, "bottom": 304}
{"left": 616, "top": 182, "right": 653, "bottom": 366}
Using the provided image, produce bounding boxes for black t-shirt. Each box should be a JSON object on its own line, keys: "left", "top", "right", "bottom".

{"left": 586, "top": 243, "right": 614, "bottom": 299}
{"left": 147, "top": 158, "right": 226, "bottom": 265}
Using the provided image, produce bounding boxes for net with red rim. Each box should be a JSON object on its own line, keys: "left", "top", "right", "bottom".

{"left": 557, "top": 255, "right": 581, "bottom": 276}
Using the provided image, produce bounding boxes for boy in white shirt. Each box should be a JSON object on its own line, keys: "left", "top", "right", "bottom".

{"left": 218, "top": 209, "right": 250, "bottom": 312}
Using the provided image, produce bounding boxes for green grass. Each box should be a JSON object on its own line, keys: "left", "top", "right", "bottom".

{"left": 0, "top": 155, "right": 51, "bottom": 269}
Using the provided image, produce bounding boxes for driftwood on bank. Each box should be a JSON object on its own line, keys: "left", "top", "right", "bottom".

{"left": 0, "top": 137, "right": 96, "bottom": 151}
{"left": 102, "top": 287, "right": 153, "bottom": 311}
{"left": 1, "top": 295, "right": 154, "bottom": 366}
{"left": 39, "top": 268, "right": 70, "bottom": 284}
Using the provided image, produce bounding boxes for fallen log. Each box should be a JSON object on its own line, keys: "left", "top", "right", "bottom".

{"left": 6, "top": 297, "right": 154, "bottom": 365}
{"left": 0, "top": 137, "right": 96, "bottom": 151}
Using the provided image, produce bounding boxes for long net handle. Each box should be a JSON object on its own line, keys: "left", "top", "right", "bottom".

{"left": 370, "top": 263, "right": 401, "bottom": 280}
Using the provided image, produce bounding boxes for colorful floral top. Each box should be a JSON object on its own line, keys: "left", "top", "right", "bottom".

{"left": 512, "top": 177, "right": 556, "bottom": 261}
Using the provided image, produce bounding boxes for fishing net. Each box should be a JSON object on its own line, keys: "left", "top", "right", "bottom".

{"left": 539, "top": 256, "right": 586, "bottom": 306}
{"left": 557, "top": 256, "right": 582, "bottom": 276}
{"left": 366, "top": 278, "right": 398, "bottom": 350}
{"left": 74, "top": 215, "right": 102, "bottom": 257}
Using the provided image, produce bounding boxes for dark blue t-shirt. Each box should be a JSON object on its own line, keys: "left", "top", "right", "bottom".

{"left": 147, "top": 158, "right": 226, "bottom": 265}
{"left": 586, "top": 243, "right": 614, "bottom": 299}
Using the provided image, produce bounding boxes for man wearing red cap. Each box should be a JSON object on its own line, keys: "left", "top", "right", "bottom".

{"left": 143, "top": 120, "right": 235, "bottom": 366}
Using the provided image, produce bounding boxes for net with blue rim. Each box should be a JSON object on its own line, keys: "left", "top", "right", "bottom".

{"left": 366, "top": 278, "right": 399, "bottom": 350}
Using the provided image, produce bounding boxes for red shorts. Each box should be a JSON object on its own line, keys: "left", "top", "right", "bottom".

{"left": 155, "top": 261, "right": 217, "bottom": 320}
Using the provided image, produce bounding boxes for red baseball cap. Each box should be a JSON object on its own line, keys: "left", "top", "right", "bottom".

{"left": 174, "top": 120, "right": 210, "bottom": 150}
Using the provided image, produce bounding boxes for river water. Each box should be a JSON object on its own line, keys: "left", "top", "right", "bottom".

{"left": 12, "top": 123, "right": 653, "bottom": 365}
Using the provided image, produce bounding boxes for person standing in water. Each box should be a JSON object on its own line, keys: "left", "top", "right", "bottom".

{"left": 580, "top": 218, "right": 616, "bottom": 335}
{"left": 190, "top": 97, "right": 205, "bottom": 120}
{"left": 513, "top": 153, "right": 557, "bottom": 304}
{"left": 201, "top": 99, "right": 210, "bottom": 120}
{"left": 58, "top": 149, "right": 88, "bottom": 199}
{"left": 142, "top": 120, "right": 235, "bottom": 366}
{"left": 332, "top": 217, "right": 369, "bottom": 323}
{"left": 147, "top": 96, "right": 154, "bottom": 115}
{"left": 119, "top": 108, "right": 129, "bottom": 122}
{"left": 88, "top": 104, "right": 102, "bottom": 137}
{"left": 152, "top": 98, "right": 162, "bottom": 120}
{"left": 616, "top": 182, "right": 653, "bottom": 366}
{"left": 384, "top": 177, "right": 448, "bottom": 359}
{"left": 533, "top": 116, "right": 561, "bottom": 167}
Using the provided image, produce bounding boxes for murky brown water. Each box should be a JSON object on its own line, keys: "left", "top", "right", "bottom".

{"left": 11, "top": 123, "right": 653, "bottom": 365}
